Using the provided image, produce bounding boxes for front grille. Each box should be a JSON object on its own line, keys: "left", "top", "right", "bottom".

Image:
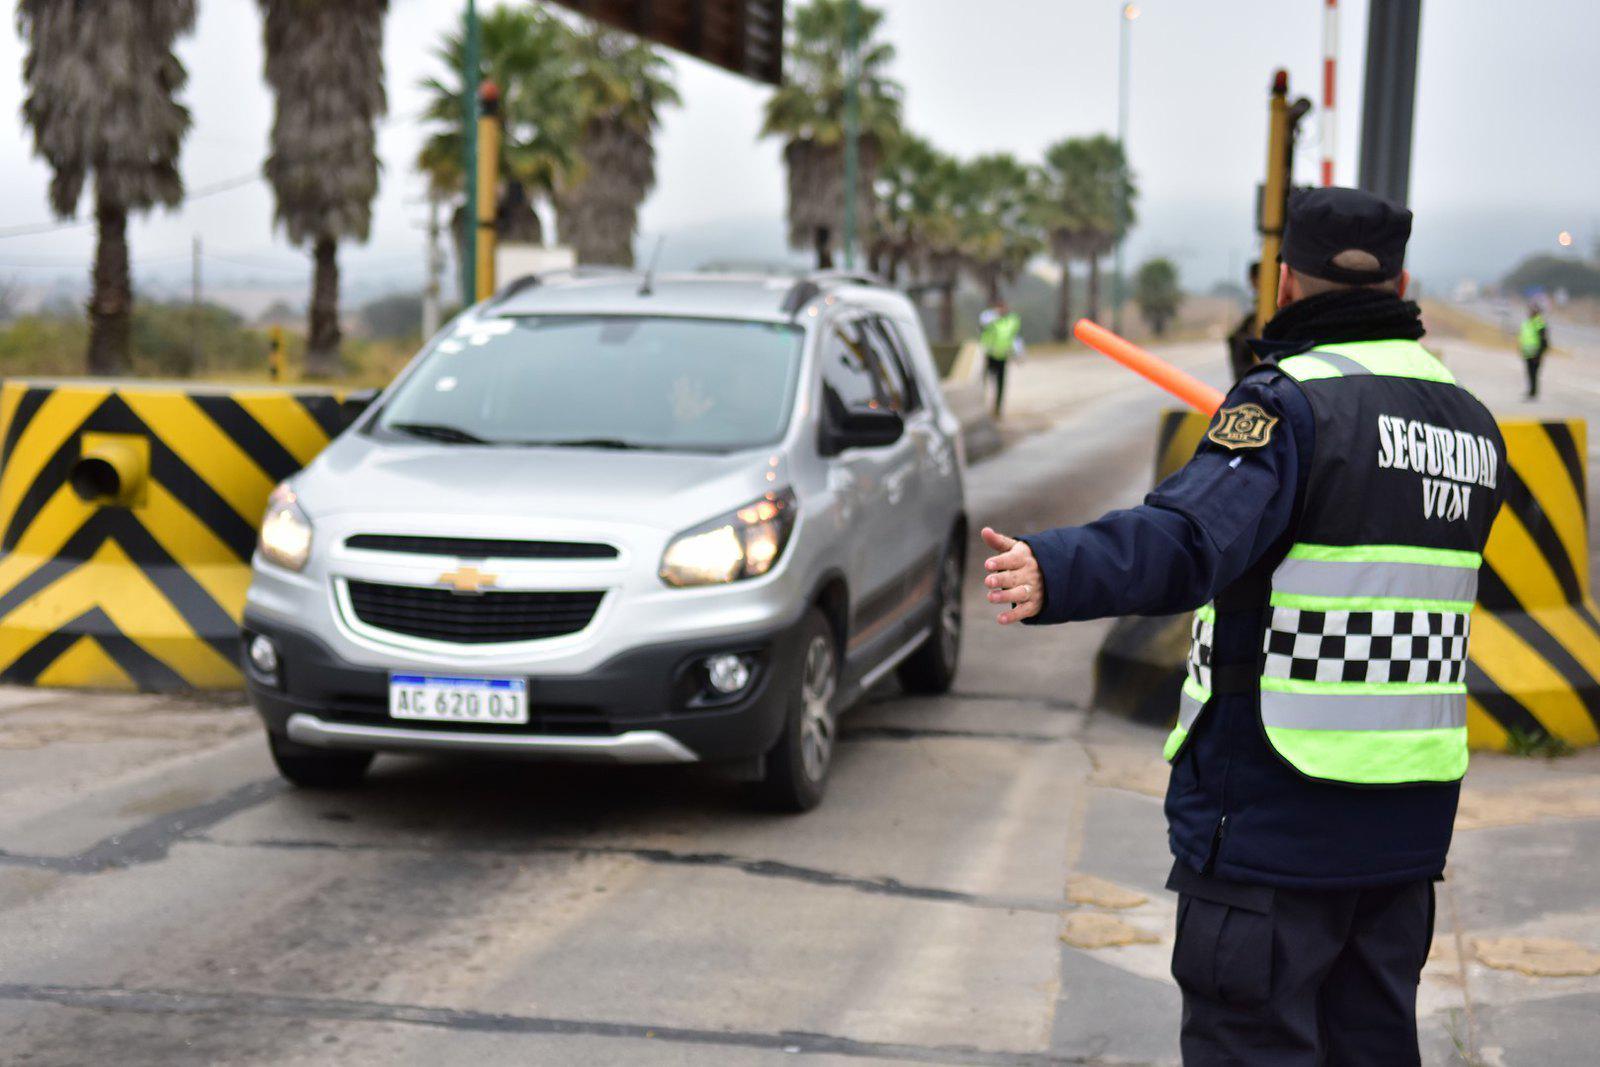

{"left": 344, "top": 534, "right": 618, "bottom": 560}
{"left": 345, "top": 580, "right": 604, "bottom": 644}
{"left": 319, "top": 692, "right": 619, "bottom": 736}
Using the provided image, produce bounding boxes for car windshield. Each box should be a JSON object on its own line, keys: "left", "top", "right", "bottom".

{"left": 376, "top": 315, "right": 804, "bottom": 452}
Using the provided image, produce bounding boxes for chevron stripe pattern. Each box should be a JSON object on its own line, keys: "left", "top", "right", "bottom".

{"left": 1141, "top": 410, "right": 1600, "bottom": 752}
{"left": 0, "top": 381, "right": 353, "bottom": 691}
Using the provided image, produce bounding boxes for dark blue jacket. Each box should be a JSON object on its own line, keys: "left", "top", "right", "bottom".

{"left": 1023, "top": 368, "right": 1458, "bottom": 889}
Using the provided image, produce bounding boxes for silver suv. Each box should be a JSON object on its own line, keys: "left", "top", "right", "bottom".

{"left": 241, "top": 270, "right": 967, "bottom": 810}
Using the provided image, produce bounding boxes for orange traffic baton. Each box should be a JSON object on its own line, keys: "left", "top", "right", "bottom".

{"left": 1074, "top": 319, "right": 1226, "bottom": 416}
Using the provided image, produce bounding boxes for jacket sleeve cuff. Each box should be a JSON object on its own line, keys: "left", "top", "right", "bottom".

{"left": 1018, "top": 531, "right": 1075, "bottom": 625}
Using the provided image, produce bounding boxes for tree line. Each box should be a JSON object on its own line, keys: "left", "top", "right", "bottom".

{"left": 14, "top": 0, "right": 1166, "bottom": 381}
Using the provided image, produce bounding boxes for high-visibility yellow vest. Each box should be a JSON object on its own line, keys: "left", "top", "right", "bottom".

{"left": 1519, "top": 314, "right": 1546, "bottom": 358}
{"left": 980, "top": 312, "right": 1021, "bottom": 360}
{"left": 1164, "top": 340, "right": 1505, "bottom": 785}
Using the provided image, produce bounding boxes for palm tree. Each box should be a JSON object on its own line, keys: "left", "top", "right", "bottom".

{"left": 871, "top": 132, "right": 940, "bottom": 283}
{"left": 954, "top": 154, "right": 1042, "bottom": 306}
{"left": 258, "top": 0, "right": 389, "bottom": 378}
{"left": 762, "top": 0, "right": 902, "bottom": 269}
{"left": 869, "top": 137, "right": 963, "bottom": 339}
{"left": 17, "top": 0, "right": 197, "bottom": 374}
{"left": 418, "top": 7, "right": 578, "bottom": 255}
{"left": 1038, "top": 135, "right": 1136, "bottom": 330}
{"left": 555, "top": 25, "right": 680, "bottom": 266}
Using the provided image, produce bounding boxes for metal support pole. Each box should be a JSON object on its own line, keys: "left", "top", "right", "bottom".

{"left": 1357, "top": 0, "right": 1422, "bottom": 205}
{"left": 423, "top": 195, "right": 442, "bottom": 339}
{"left": 191, "top": 234, "right": 201, "bottom": 371}
{"left": 475, "top": 82, "right": 501, "bottom": 302}
{"left": 841, "top": 0, "right": 861, "bottom": 271}
{"left": 1112, "top": 3, "right": 1135, "bottom": 332}
{"left": 1321, "top": 0, "right": 1340, "bottom": 186}
{"left": 461, "top": 0, "right": 481, "bottom": 303}
{"left": 1255, "top": 70, "right": 1294, "bottom": 335}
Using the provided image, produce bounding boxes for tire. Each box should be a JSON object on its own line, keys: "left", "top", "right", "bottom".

{"left": 268, "top": 731, "right": 373, "bottom": 789}
{"left": 896, "top": 539, "right": 963, "bottom": 694}
{"left": 756, "top": 608, "right": 839, "bottom": 813}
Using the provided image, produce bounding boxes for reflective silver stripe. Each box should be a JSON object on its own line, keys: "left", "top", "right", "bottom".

{"left": 1307, "top": 349, "right": 1373, "bottom": 376}
{"left": 1259, "top": 690, "right": 1466, "bottom": 731}
{"left": 1178, "top": 687, "right": 1205, "bottom": 730}
{"left": 1273, "top": 558, "right": 1479, "bottom": 602}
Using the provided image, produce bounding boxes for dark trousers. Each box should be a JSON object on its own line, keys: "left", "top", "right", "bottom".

{"left": 1169, "top": 863, "right": 1435, "bottom": 1066}
{"left": 985, "top": 355, "right": 1008, "bottom": 417}
{"left": 1525, "top": 354, "right": 1543, "bottom": 398}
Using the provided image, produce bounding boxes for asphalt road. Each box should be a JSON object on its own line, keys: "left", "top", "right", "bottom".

{"left": 5, "top": 334, "right": 1600, "bottom": 1066}
{"left": 0, "top": 351, "right": 1200, "bottom": 1067}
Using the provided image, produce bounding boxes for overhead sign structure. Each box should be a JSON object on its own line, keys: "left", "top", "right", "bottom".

{"left": 546, "top": 0, "right": 785, "bottom": 85}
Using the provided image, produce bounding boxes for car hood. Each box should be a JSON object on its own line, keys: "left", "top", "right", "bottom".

{"left": 294, "top": 434, "right": 788, "bottom": 528}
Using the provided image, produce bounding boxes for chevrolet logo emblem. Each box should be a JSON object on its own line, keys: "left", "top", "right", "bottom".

{"left": 438, "top": 565, "right": 497, "bottom": 594}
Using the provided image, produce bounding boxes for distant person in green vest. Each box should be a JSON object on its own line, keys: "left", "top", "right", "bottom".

{"left": 978, "top": 298, "right": 1024, "bottom": 417}
{"left": 1519, "top": 303, "right": 1550, "bottom": 399}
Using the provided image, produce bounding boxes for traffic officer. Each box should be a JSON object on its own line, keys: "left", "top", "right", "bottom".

{"left": 978, "top": 298, "right": 1024, "bottom": 418}
{"left": 1518, "top": 302, "right": 1549, "bottom": 398}
{"left": 981, "top": 187, "right": 1505, "bottom": 1065}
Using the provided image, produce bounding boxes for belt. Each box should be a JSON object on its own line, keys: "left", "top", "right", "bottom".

{"left": 1209, "top": 663, "right": 1259, "bottom": 695}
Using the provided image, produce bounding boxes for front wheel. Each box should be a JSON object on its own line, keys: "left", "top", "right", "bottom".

{"left": 268, "top": 731, "right": 373, "bottom": 789}
{"left": 896, "top": 540, "right": 963, "bottom": 694}
{"left": 756, "top": 608, "right": 839, "bottom": 813}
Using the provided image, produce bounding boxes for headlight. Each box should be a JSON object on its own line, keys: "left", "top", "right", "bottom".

{"left": 259, "top": 483, "right": 313, "bottom": 571}
{"left": 660, "top": 490, "right": 796, "bottom": 588}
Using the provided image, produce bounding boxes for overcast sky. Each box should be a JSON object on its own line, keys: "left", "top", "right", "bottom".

{"left": 0, "top": 0, "right": 1594, "bottom": 307}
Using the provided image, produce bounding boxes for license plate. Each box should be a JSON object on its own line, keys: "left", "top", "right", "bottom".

{"left": 389, "top": 674, "right": 529, "bottom": 725}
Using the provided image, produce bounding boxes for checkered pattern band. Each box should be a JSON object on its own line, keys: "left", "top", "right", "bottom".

{"left": 1187, "top": 610, "right": 1214, "bottom": 693}
{"left": 1263, "top": 607, "right": 1470, "bottom": 685}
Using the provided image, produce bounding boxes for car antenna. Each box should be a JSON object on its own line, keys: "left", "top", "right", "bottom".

{"left": 638, "top": 236, "right": 665, "bottom": 297}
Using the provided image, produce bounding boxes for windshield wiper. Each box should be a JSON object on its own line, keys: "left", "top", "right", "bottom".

{"left": 520, "top": 437, "right": 666, "bottom": 451}
{"left": 389, "top": 421, "right": 488, "bottom": 444}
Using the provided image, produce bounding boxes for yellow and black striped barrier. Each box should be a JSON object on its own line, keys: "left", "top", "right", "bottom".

{"left": 0, "top": 380, "right": 355, "bottom": 691}
{"left": 1095, "top": 411, "right": 1600, "bottom": 751}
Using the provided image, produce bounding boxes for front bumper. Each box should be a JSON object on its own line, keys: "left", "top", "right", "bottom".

{"left": 284, "top": 714, "right": 698, "bottom": 763}
{"left": 242, "top": 608, "right": 809, "bottom": 766}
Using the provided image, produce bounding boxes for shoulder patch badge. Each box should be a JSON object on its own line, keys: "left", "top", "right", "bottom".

{"left": 1207, "top": 403, "right": 1278, "bottom": 450}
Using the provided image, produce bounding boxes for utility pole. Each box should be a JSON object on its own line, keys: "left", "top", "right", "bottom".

{"left": 841, "top": 0, "right": 861, "bottom": 271}
{"left": 423, "top": 195, "right": 442, "bottom": 340}
{"left": 191, "top": 234, "right": 202, "bottom": 373}
{"left": 1358, "top": 0, "right": 1422, "bottom": 205}
{"left": 461, "top": 0, "right": 481, "bottom": 303}
{"left": 1111, "top": 3, "right": 1138, "bottom": 333}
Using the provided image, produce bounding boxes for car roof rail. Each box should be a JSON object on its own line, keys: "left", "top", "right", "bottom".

{"left": 780, "top": 269, "right": 888, "bottom": 319}
{"left": 807, "top": 269, "right": 885, "bottom": 288}
{"left": 492, "top": 266, "right": 637, "bottom": 307}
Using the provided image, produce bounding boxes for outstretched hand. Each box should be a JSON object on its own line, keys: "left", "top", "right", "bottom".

{"left": 981, "top": 527, "right": 1044, "bottom": 625}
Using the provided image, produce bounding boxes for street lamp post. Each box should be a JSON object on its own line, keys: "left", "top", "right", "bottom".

{"left": 1112, "top": 2, "right": 1137, "bottom": 333}
{"left": 842, "top": 0, "right": 862, "bottom": 271}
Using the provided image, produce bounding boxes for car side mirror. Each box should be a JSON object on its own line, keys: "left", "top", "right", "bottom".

{"left": 821, "top": 394, "right": 904, "bottom": 455}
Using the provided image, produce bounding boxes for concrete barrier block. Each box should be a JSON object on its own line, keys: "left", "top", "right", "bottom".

{"left": 0, "top": 379, "right": 357, "bottom": 691}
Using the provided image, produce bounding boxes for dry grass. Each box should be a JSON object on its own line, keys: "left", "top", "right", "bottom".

{"left": 1419, "top": 300, "right": 1511, "bottom": 348}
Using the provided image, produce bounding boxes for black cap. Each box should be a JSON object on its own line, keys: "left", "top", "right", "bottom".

{"left": 1282, "top": 186, "right": 1412, "bottom": 285}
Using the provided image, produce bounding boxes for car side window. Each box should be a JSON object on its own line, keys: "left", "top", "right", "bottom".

{"left": 866, "top": 317, "right": 923, "bottom": 414}
{"left": 820, "top": 319, "right": 884, "bottom": 410}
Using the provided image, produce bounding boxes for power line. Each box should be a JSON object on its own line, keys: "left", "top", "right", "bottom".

{"left": 0, "top": 173, "right": 262, "bottom": 240}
